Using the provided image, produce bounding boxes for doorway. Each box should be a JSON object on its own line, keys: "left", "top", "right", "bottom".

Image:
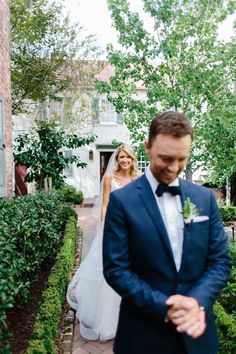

{"left": 100, "top": 151, "right": 114, "bottom": 181}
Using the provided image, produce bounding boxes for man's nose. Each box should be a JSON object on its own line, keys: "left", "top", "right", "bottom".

{"left": 168, "top": 161, "right": 179, "bottom": 172}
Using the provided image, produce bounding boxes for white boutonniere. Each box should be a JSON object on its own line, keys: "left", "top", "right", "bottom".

{"left": 182, "top": 197, "right": 199, "bottom": 223}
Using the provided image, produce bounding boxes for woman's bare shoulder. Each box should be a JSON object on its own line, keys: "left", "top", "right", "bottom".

{"left": 103, "top": 174, "right": 113, "bottom": 185}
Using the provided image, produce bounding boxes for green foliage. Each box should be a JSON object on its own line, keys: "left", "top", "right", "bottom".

{"left": 182, "top": 197, "right": 199, "bottom": 220}
{"left": 26, "top": 216, "right": 78, "bottom": 354}
{"left": 134, "top": 143, "right": 148, "bottom": 161}
{"left": 219, "top": 206, "right": 236, "bottom": 221}
{"left": 218, "top": 266, "right": 236, "bottom": 315}
{"left": 228, "top": 240, "right": 236, "bottom": 264}
{"left": 112, "top": 139, "right": 123, "bottom": 148}
{"left": 24, "top": 340, "right": 47, "bottom": 354}
{"left": 196, "top": 111, "right": 236, "bottom": 186}
{"left": 14, "top": 120, "right": 96, "bottom": 190}
{"left": 97, "top": 0, "right": 236, "bottom": 183}
{"left": 0, "top": 193, "right": 70, "bottom": 353}
{"left": 214, "top": 302, "right": 236, "bottom": 354}
{"left": 216, "top": 242, "right": 236, "bottom": 349}
{"left": 10, "top": 0, "right": 99, "bottom": 114}
{"left": 60, "top": 204, "right": 78, "bottom": 220}
{"left": 217, "top": 242, "right": 236, "bottom": 315}
{"left": 215, "top": 242, "right": 236, "bottom": 353}
{"left": 54, "top": 184, "right": 83, "bottom": 204}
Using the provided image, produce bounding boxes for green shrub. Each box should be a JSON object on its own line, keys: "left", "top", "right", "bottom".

{"left": 214, "top": 302, "right": 236, "bottom": 354}
{"left": 54, "top": 184, "right": 83, "bottom": 204}
{"left": 219, "top": 206, "right": 236, "bottom": 221}
{"left": 215, "top": 241, "right": 236, "bottom": 353}
{"left": 26, "top": 215, "right": 78, "bottom": 354}
{"left": 23, "top": 340, "right": 47, "bottom": 354}
{"left": 61, "top": 204, "right": 78, "bottom": 220}
{"left": 0, "top": 192, "right": 70, "bottom": 353}
{"left": 217, "top": 242, "right": 236, "bottom": 315}
{"left": 229, "top": 241, "right": 236, "bottom": 263}
{"left": 0, "top": 192, "right": 65, "bottom": 298}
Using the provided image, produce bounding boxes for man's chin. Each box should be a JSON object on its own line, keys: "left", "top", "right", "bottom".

{"left": 159, "top": 175, "right": 177, "bottom": 185}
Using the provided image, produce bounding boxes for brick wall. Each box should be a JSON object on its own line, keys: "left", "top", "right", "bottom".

{"left": 0, "top": 0, "right": 13, "bottom": 196}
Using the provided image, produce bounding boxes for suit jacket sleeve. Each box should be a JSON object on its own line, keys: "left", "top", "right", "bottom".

{"left": 103, "top": 192, "right": 169, "bottom": 321}
{"left": 185, "top": 190, "right": 232, "bottom": 311}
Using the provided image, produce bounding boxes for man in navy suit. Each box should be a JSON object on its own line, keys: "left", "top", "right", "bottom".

{"left": 103, "top": 111, "right": 232, "bottom": 354}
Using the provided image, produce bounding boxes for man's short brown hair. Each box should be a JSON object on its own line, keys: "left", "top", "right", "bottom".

{"left": 148, "top": 111, "right": 193, "bottom": 144}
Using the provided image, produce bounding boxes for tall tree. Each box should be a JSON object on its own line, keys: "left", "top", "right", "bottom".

{"left": 11, "top": 0, "right": 100, "bottom": 114}
{"left": 98, "top": 0, "right": 236, "bottom": 182}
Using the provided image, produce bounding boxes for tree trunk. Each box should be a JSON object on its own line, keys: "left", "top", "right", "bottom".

{"left": 230, "top": 172, "right": 236, "bottom": 206}
{"left": 226, "top": 178, "right": 231, "bottom": 206}
{"left": 44, "top": 177, "right": 52, "bottom": 192}
{"left": 184, "top": 164, "right": 193, "bottom": 181}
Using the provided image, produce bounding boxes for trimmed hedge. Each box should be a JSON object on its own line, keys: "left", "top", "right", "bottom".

{"left": 0, "top": 192, "right": 71, "bottom": 354}
{"left": 26, "top": 214, "right": 78, "bottom": 353}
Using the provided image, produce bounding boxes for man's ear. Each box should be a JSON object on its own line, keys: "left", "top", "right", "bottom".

{"left": 144, "top": 140, "right": 151, "bottom": 157}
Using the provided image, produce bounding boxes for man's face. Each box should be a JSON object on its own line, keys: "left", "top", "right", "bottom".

{"left": 145, "top": 133, "right": 192, "bottom": 184}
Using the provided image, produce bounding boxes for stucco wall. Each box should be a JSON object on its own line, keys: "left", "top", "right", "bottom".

{"left": 0, "top": 0, "right": 13, "bottom": 196}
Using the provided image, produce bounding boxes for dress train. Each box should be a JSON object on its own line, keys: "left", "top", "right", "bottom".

{"left": 67, "top": 212, "right": 121, "bottom": 340}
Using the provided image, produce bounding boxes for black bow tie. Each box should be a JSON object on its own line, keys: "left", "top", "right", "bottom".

{"left": 156, "top": 184, "right": 181, "bottom": 197}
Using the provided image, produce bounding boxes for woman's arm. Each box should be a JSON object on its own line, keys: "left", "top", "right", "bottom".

{"left": 101, "top": 174, "right": 112, "bottom": 222}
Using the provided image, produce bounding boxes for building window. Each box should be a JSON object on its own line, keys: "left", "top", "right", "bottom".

{"left": 98, "top": 98, "right": 123, "bottom": 124}
{"left": 63, "top": 150, "right": 73, "bottom": 177}
{"left": 49, "top": 100, "right": 64, "bottom": 118}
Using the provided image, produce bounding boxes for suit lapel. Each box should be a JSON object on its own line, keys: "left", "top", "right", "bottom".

{"left": 179, "top": 179, "right": 192, "bottom": 275}
{"left": 136, "top": 175, "right": 176, "bottom": 268}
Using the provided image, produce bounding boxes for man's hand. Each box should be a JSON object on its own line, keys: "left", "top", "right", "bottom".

{"left": 166, "top": 295, "right": 206, "bottom": 338}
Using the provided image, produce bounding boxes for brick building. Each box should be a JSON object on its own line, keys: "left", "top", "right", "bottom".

{"left": 0, "top": 0, "right": 13, "bottom": 196}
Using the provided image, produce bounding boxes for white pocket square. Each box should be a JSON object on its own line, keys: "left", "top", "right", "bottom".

{"left": 193, "top": 216, "right": 209, "bottom": 223}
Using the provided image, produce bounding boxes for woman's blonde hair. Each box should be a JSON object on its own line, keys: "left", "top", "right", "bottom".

{"left": 113, "top": 144, "right": 139, "bottom": 178}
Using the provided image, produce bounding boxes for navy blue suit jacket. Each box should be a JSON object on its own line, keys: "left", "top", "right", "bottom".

{"left": 103, "top": 175, "right": 232, "bottom": 354}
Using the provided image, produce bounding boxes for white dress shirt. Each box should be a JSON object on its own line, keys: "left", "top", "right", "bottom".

{"left": 145, "top": 166, "right": 184, "bottom": 272}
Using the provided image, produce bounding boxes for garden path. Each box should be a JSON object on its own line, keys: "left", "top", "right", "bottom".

{"left": 70, "top": 200, "right": 114, "bottom": 354}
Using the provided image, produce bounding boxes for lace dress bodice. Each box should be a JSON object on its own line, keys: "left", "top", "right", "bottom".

{"left": 111, "top": 178, "right": 125, "bottom": 192}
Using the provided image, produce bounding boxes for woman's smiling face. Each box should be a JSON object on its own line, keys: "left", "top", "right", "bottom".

{"left": 116, "top": 150, "right": 133, "bottom": 171}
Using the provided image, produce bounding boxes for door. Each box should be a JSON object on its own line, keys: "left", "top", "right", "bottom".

{"left": 100, "top": 151, "right": 113, "bottom": 181}
{"left": 15, "top": 165, "right": 28, "bottom": 196}
{"left": 0, "top": 97, "right": 5, "bottom": 197}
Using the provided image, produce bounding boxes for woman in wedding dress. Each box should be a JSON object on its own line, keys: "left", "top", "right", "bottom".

{"left": 67, "top": 144, "right": 141, "bottom": 341}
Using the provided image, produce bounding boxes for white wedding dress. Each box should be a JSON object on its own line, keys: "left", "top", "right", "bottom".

{"left": 67, "top": 178, "right": 121, "bottom": 341}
